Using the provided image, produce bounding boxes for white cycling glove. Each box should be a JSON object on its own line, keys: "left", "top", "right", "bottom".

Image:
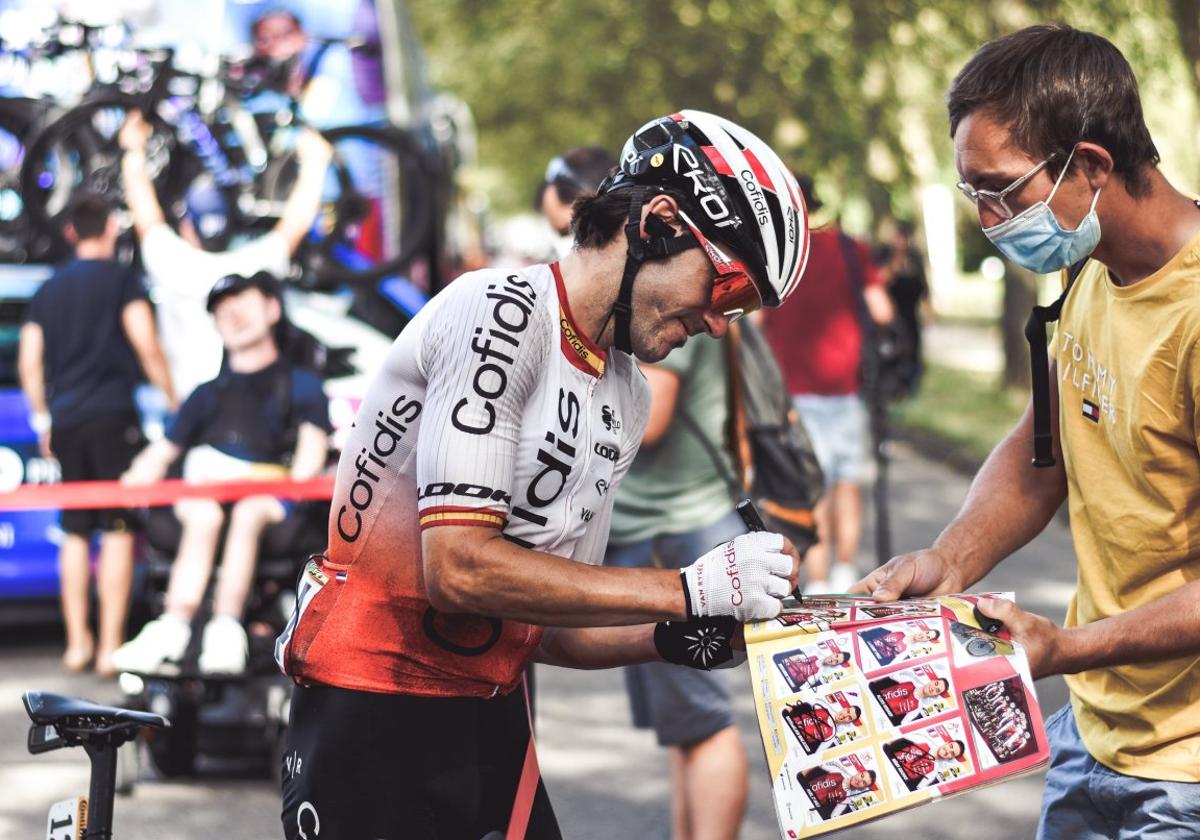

{"left": 680, "top": 531, "right": 793, "bottom": 623}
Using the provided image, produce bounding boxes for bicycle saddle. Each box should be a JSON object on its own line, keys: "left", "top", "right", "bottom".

{"left": 23, "top": 691, "right": 169, "bottom": 730}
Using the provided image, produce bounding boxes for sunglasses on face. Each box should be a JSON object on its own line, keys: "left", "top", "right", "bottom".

{"left": 678, "top": 210, "right": 762, "bottom": 321}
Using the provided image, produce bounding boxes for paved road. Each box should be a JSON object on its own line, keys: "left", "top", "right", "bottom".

{"left": 0, "top": 441, "right": 1075, "bottom": 839}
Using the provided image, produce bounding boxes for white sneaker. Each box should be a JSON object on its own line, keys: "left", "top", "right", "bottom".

{"left": 827, "top": 563, "right": 858, "bottom": 594}
{"left": 111, "top": 616, "right": 191, "bottom": 675}
{"left": 198, "top": 615, "right": 249, "bottom": 675}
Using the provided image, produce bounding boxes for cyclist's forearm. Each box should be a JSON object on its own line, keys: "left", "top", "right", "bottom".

{"left": 533, "top": 625, "right": 658, "bottom": 669}
{"left": 423, "top": 528, "right": 688, "bottom": 626}
{"left": 121, "top": 152, "right": 166, "bottom": 237}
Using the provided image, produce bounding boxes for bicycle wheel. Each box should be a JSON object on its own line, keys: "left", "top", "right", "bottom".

{"left": 0, "top": 97, "right": 61, "bottom": 262}
{"left": 260, "top": 123, "right": 435, "bottom": 285}
{"left": 19, "top": 94, "right": 188, "bottom": 248}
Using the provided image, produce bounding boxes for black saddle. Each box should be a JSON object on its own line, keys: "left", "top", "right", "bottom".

{"left": 24, "top": 691, "right": 169, "bottom": 731}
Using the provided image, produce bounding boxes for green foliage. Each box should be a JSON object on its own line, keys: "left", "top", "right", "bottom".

{"left": 408, "top": 0, "right": 1200, "bottom": 220}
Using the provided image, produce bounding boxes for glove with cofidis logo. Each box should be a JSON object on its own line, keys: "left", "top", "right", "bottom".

{"left": 680, "top": 531, "right": 792, "bottom": 623}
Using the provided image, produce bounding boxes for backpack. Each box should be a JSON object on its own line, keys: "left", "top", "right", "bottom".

{"left": 678, "top": 319, "right": 825, "bottom": 556}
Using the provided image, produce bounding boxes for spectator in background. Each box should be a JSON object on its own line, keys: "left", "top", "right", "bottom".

{"left": 18, "top": 193, "right": 176, "bottom": 676}
{"left": 119, "top": 111, "right": 331, "bottom": 400}
{"left": 113, "top": 272, "right": 331, "bottom": 676}
{"left": 876, "top": 220, "right": 929, "bottom": 396}
{"left": 762, "top": 177, "right": 893, "bottom": 595}
{"left": 536, "top": 146, "right": 618, "bottom": 254}
{"left": 251, "top": 8, "right": 307, "bottom": 65}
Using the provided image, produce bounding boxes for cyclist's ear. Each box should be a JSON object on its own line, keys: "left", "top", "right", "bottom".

{"left": 640, "top": 194, "right": 682, "bottom": 239}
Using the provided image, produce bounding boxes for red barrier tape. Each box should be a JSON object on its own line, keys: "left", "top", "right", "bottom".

{"left": 0, "top": 476, "right": 334, "bottom": 511}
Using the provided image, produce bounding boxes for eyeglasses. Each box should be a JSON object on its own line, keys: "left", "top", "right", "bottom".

{"left": 956, "top": 153, "right": 1059, "bottom": 221}
{"left": 678, "top": 210, "right": 762, "bottom": 322}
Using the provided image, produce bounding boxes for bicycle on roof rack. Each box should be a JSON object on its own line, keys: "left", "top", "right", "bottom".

{"left": 18, "top": 36, "right": 434, "bottom": 286}
{"left": 23, "top": 690, "right": 170, "bottom": 840}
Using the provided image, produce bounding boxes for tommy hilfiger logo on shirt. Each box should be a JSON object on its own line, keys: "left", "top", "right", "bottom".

{"left": 1082, "top": 399, "right": 1101, "bottom": 423}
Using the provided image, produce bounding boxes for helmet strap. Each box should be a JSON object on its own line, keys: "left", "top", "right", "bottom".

{"left": 610, "top": 188, "right": 700, "bottom": 354}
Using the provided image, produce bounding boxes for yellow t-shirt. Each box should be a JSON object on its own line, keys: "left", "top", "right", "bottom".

{"left": 1056, "top": 231, "right": 1200, "bottom": 782}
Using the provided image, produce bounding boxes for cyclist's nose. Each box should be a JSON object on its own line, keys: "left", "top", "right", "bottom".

{"left": 702, "top": 310, "right": 730, "bottom": 338}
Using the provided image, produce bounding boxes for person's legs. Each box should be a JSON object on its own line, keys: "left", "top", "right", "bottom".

{"left": 830, "top": 480, "right": 863, "bottom": 567}
{"left": 58, "top": 533, "right": 94, "bottom": 670}
{"left": 212, "top": 495, "right": 285, "bottom": 618}
{"left": 654, "top": 510, "right": 748, "bottom": 840}
{"left": 94, "top": 530, "right": 134, "bottom": 676}
{"left": 673, "top": 727, "right": 748, "bottom": 840}
{"left": 112, "top": 498, "right": 224, "bottom": 674}
{"left": 826, "top": 395, "right": 870, "bottom": 592}
{"left": 792, "top": 395, "right": 837, "bottom": 590}
{"left": 163, "top": 498, "right": 225, "bottom": 618}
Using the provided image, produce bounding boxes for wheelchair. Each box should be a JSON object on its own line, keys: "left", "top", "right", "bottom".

{"left": 120, "top": 498, "right": 328, "bottom": 778}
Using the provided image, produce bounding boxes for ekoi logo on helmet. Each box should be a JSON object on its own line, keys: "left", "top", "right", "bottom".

{"left": 671, "top": 144, "right": 738, "bottom": 230}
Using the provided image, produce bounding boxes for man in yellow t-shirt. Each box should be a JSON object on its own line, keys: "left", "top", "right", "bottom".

{"left": 852, "top": 24, "right": 1200, "bottom": 839}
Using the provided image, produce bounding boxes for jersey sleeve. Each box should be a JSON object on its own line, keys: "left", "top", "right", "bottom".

{"left": 415, "top": 274, "right": 552, "bottom": 530}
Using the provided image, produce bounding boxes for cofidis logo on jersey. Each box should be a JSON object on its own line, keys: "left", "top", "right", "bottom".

{"left": 452, "top": 275, "right": 538, "bottom": 435}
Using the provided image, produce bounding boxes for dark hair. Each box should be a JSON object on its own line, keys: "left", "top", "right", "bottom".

{"left": 66, "top": 192, "right": 112, "bottom": 239}
{"left": 948, "top": 739, "right": 966, "bottom": 756}
{"left": 847, "top": 705, "right": 862, "bottom": 720}
{"left": 947, "top": 24, "right": 1159, "bottom": 196}
{"left": 570, "top": 185, "right": 692, "bottom": 249}
{"left": 924, "top": 630, "right": 941, "bottom": 642}
{"left": 251, "top": 9, "right": 303, "bottom": 40}
{"left": 535, "top": 146, "right": 618, "bottom": 210}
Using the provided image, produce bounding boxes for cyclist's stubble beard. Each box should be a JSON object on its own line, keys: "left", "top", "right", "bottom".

{"left": 627, "top": 256, "right": 714, "bottom": 363}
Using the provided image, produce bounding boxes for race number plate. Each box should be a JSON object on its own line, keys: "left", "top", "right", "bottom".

{"left": 45, "top": 796, "right": 87, "bottom": 840}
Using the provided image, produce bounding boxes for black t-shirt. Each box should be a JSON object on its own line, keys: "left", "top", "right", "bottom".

{"left": 26, "top": 259, "right": 148, "bottom": 429}
{"left": 167, "top": 359, "right": 332, "bottom": 465}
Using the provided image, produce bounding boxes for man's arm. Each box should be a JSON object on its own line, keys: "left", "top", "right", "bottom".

{"left": 118, "top": 113, "right": 167, "bottom": 239}
{"left": 17, "top": 322, "right": 51, "bottom": 457}
{"left": 121, "top": 438, "right": 182, "bottom": 486}
{"left": 288, "top": 422, "right": 329, "bottom": 480}
{"left": 121, "top": 299, "right": 177, "bottom": 410}
{"left": 532, "top": 624, "right": 659, "bottom": 669}
{"left": 864, "top": 283, "right": 895, "bottom": 325}
{"left": 978, "top": 583, "right": 1200, "bottom": 680}
{"left": 853, "top": 359, "right": 1068, "bottom": 600}
{"left": 272, "top": 129, "right": 333, "bottom": 255}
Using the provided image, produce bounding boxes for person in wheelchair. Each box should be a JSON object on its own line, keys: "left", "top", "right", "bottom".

{"left": 112, "top": 271, "right": 332, "bottom": 676}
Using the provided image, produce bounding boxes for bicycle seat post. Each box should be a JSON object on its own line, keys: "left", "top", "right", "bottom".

{"left": 83, "top": 739, "right": 119, "bottom": 840}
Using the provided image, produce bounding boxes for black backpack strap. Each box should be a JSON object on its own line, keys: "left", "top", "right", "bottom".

{"left": 1023, "top": 259, "right": 1087, "bottom": 467}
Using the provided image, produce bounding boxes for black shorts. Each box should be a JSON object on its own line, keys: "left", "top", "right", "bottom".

{"left": 281, "top": 681, "right": 562, "bottom": 840}
{"left": 51, "top": 412, "right": 144, "bottom": 536}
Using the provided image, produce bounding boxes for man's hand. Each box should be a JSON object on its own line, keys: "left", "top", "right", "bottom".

{"left": 975, "top": 597, "right": 1064, "bottom": 679}
{"left": 654, "top": 615, "right": 746, "bottom": 670}
{"left": 119, "top": 111, "right": 152, "bottom": 153}
{"left": 848, "top": 547, "right": 964, "bottom": 601}
{"left": 680, "top": 531, "right": 797, "bottom": 622}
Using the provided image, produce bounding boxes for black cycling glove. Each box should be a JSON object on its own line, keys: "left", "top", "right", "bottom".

{"left": 654, "top": 616, "right": 746, "bottom": 670}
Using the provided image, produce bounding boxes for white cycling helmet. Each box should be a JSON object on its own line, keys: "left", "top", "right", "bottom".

{"left": 600, "top": 110, "right": 810, "bottom": 319}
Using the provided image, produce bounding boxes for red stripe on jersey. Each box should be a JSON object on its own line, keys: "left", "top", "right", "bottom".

{"left": 419, "top": 506, "right": 506, "bottom": 530}
{"left": 700, "top": 145, "right": 735, "bottom": 177}
{"left": 552, "top": 262, "right": 605, "bottom": 377}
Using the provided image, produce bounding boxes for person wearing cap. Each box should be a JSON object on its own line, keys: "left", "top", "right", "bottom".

{"left": 274, "top": 110, "right": 810, "bottom": 840}
{"left": 119, "top": 112, "right": 332, "bottom": 400}
{"left": 18, "top": 192, "right": 176, "bottom": 677}
{"left": 762, "top": 176, "right": 893, "bottom": 596}
{"left": 112, "top": 272, "right": 331, "bottom": 676}
{"left": 536, "top": 147, "right": 619, "bottom": 244}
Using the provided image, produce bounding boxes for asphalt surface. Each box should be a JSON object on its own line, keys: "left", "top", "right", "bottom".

{"left": 0, "top": 441, "right": 1076, "bottom": 839}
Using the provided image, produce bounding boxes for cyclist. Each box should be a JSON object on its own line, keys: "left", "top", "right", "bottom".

{"left": 275, "top": 109, "right": 811, "bottom": 839}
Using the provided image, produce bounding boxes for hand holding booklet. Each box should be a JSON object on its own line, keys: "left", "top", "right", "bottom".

{"left": 745, "top": 592, "right": 1049, "bottom": 838}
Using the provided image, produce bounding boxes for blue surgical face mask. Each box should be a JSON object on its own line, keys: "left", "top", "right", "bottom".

{"left": 983, "top": 146, "right": 1102, "bottom": 274}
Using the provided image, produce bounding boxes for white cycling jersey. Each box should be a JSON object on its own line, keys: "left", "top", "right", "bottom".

{"left": 276, "top": 263, "right": 649, "bottom": 697}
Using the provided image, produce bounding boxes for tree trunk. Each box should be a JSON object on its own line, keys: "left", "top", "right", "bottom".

{"left": 1001, "top": 263, "right": 1039, "bottom": 389}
